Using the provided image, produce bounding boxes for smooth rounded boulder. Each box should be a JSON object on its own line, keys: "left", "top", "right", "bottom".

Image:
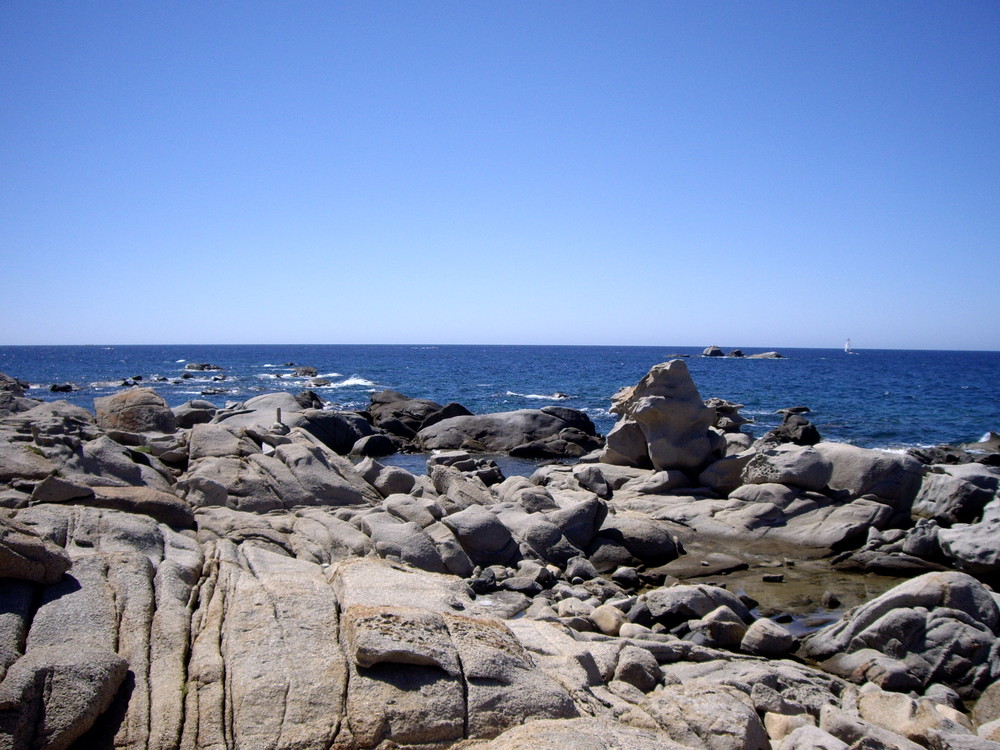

{"left": 94, "top": 388, "right": 177, "bottom": 433}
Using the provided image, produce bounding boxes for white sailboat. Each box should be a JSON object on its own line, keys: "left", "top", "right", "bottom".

{"left": 844, "top": 338, "right": 857, "bottom": 354}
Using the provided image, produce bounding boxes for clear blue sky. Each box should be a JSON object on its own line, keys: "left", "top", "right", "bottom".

{"left": 2, "top": 1, "right": 997, "bottom": 349}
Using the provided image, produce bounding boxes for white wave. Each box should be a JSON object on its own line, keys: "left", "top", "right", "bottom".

{"left": 327, "top": 376, "right": 377, "bottom": 389}
{"left": 318, "top": 372, "right": 343, "bottom": 378}
{"left": 579, "top": 407, "right": 613, "bottom": 419}
{"left": 505, "top": 390, "right": 572, "bottom": 401}
{"left": 175, "top": 359, "right": 186, "bottom": 363}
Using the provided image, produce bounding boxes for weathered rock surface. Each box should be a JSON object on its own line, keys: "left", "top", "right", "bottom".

{"left": 601, "top": 359, "right": 717, "bottom": 471}
{"left": 417, "top": 407, "right": 599, "bottom": 457}
{"left": 0, "top": 513, "right": 72, "bottom": 583}
{"left": 94, "top": 388, "right": 177, "bottom": 434}
{"left": 368, "top": 390, "right": 473, "bottom": 439}
{"left": 801, "top": 571, "right": 1000, "bottom": 698}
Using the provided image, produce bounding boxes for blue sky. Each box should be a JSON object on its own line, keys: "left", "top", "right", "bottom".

{"left": 2, "top": 2, "right": 997, "bottom": 349}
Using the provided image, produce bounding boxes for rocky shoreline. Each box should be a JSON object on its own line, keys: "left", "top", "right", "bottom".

{"left": 2, "top": 360, "right": 1000, "bottom": 749}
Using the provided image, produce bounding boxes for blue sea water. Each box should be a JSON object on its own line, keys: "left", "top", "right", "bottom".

{"left": 1, "top": 344, "right": 997, "bottom": 452}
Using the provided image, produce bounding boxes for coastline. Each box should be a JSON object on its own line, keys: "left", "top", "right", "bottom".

{"left": 1, "top": 357, "right": 1000, "bottom": 747}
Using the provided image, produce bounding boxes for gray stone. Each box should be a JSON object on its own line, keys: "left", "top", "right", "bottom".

{"left": 595, "top": 512, "right": 680, "bottom": 567}
{"left": 740, "top": 617, "right": 797, "bottom": 657}
{"left": 802, "top": 571, "right": 1000, "bottom": 697}
{"left": 938, "top": 516, "right": 1000, "bottom": 575}
{"left": 442, "top": 504, "right": 519, "bottom": 566}
{"left": 742, "top": 444, "right": 833, "bottom": 492}
{"left": 94, "top": 387, "right": 177, "bottom": 433}
{"left": 171, "top": 399, "right": 216, "bottom": 428}
{"left": 547, "top": 492, "right": 607, "bottom": 550}
{"left": 818, "top": 705, "right": 924, "bottom": 750}
{"left": 601, "top": 360, "right": 716, "bottom": 472}
{"left": 0, "top": 645, "right": 128, "bottom": 750}
{"left": 814, "top": 442, "right": 923, "bottom": 517}
{"left": 499, "top": 510, "right": 583, "bottom": 566}
{"left": 644, "top": 584, "right": 754, "bottom": 628}
{"left": 188, "top": 422, "right": 260, "bottom": 460}
{"left": 451, "top": 716, "right": 688, "bottom": 749}
{"left": 359, "top": 512, "right": 449, "bottom": 574}
{"left": 776, "top": 725, "right": 848, "bottom": 750}
{"left": 0, "top": 514, "right": 72, "bottom": 583}
{"left": 644, "top": 682, "right": 770, "bottom": 749}
{"left": 357, "top": 458, "right": 417, "bottom": 497}
{"left": 614, "top": 644, "right": 661, "bottom": 692}
{"left": 914, "top": 471, "right": 995, "bottom": 524}
{"left": 417, "top": 408, "right": 597, "bottom": 455}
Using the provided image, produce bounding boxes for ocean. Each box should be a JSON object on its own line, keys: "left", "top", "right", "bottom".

{"left": 1, "top": 344, "right": 998, "bottom": 453}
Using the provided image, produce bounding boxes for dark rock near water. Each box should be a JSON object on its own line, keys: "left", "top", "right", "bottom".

{"left": 184, "top": 362, "right": 222, "bottom": 371}
{"left": 765, "top": 412, "right": 822, "bottom": 446}
{"left": 705, "top": 397, "right": 751, "bottom": 433}
{"left": 702, "top": 346, "right": 725, "bottom": 357}
{"left": 417, "top": 407, "right": 597, "bottom": 457}
{"left": 0, "top": 372, "right": 29, "bottom": 397}
{"left": 368, "top": 390, "right": 472, "bottom": 440}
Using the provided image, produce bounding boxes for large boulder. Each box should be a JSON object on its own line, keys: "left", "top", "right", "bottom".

{"left": 600, "top": 360, "right": 716, "bottom": 471}
{"left": 416, "top": 408, "right": 597, "bottom": 456}
{"left": 94, "top": 388, "right": 177, "bottom": 433}
{"left": 442, "top": 504, "right": 519, "bottom": 566}
{"left": 211, "top": 392, "right": 305, "bottom": 430}
{"left": 813, "top": 443, "right": 923, "bottom": 520}
{"left": 287, "top": 409, "right": 377, "bottom": 455}
{"left": 172, "top": 399, "right": 217, "bottom": 428}
{"left": 0, "top": 646, "right": 128, "bottom": 750}
{"left": 643, "top": 682, "right": 770, "bottom": 749}
{"left": 937, "top": 504, "right": 1000, "bottom": 576}
{"left": 0, "top": 372, "right": 28, "bottom": 397}
{"left": 801, "top": 571, "right": 1000, "bottom": 697}
{"left": 913, "top": 470, "right": 996, "bottom": 525}
{"left": 368, "top": 391, "right": 472, "bottom": 439}
{"left": 180, "top": 433, "right": 379, "bottom": 512}
{"left": 741, "top": 445, "right": 833, "bottom": 492}
{"left": 643, "top": 583, "right": 754, "bottom": 629}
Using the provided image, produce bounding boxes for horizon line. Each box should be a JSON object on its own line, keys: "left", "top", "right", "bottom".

{"left": 2, "top": 342, "right": 999, "bottom": 353}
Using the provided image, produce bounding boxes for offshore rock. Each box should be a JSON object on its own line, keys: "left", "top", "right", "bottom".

{"left": 601, "top": 359, "right": 716, "bottom": 472}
